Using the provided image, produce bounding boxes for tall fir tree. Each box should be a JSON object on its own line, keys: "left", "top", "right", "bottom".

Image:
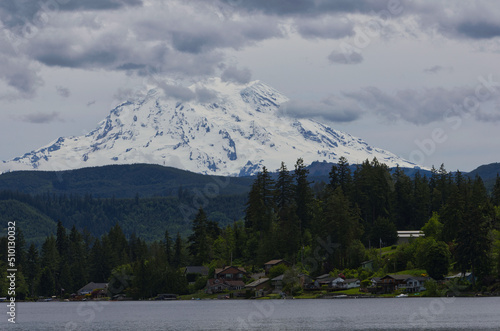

{"left": 173, "top": 232, "right": 183, "bottom": 268}
{"left": 25, "top": 243, "right": 40, "bottom": 297}
{"left": 188, "top": 208, "right": 211, "bottom": 265}
{"left": 164, "top": 230, "right": 173, "bottom": 265}
{"left": 294, "top": 158, "right": 314, "bottom": 234}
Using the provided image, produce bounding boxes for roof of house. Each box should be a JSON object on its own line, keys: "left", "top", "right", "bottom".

{"left": 264, "top": 259, "right": 289, "bottom": 266}
{"left": 316, "top": 273, "right": 331, "bottom": 279}
{"left": 250, "top": 272, "right": 265, "bottom": 280}
{"left": 381, "top": 274, "right": 414, "bottom": 281}
{"left": 397, "top": 231, "right": 424, "bottom": 238}
{"left": 272, "top": 274, "right": 284, "bottom": 281}
{"left": 185, "top": 266, "right": 209, "bottom": 276}
{"left": 207, "top": 279, "right": 229, "bottom": 287}
{"left": 77, "top": 282, "right": 108, "bottom": 294}
{"left": 215, "top": 266, "right": 247, "bottom": 276}
{"left": 207, "top": 278, "right": 245, "bottom": 288}
{"left": 246, "top": 278, "right": 270, "bottom": 288}
{"left": 343, "top": 278, "right": 360, "bottom": 283}
{"left": 446, "top": 272, "right": 472, "bottom": 279}
{"left": 317, "top": 277, "right": 335, "bottom": 284}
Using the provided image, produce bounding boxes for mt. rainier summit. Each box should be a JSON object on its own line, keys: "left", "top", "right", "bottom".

{"left": 1, "top": 78, "right": 419, "bottom": 176}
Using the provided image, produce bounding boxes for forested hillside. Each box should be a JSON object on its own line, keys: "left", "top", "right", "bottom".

{"left": 1, "top": 157, "right": 500, "bottom": 299}
{"left": 0, "top": 190, "right": 247, "bottom": 245}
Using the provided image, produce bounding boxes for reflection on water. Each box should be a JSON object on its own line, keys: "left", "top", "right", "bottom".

{"left": 2, "top": 297, "right": 500, "bottom": 330}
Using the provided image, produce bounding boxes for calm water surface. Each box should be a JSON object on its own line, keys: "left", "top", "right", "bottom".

{"left": 1, "top": 297, "right": 499, "bottom": 330}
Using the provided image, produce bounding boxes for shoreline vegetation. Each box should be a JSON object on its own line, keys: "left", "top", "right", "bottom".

{"left": 1, "top": 158, "right": 500, "bottom": 302}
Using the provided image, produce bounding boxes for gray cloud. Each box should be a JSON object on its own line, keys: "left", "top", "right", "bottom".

{"left": 56, "top": 86, "right": 70, "bottom": 98}
{"left": 221, "top": 66, "right": 252, "bottom": 84}
{"left": 345, "top": 85, "right": 500, "bottom": 125}
{"left": 0, "top": 53, "right": 42, "bottom": 97}
{"left": 195, "top": 87, "right": 218, "bottom": 103}
{"left": 167, "top": 16, "right": 284, "bottom": 54}
{"left": 423, "top": 65, "right": 444, "bottom": 74}
{"left": 328, "top": 50, "right": 364, "bottom": 65}
{"left": 294, "top": 16, "right": 355, "bottom": 39}
{"left": 19, "top": 111, "right": 63, "bottom": 124}
{"left": 280, "top": 96, "right": 364, "bottom": 123}
{"left": 61, "top": 0, "right": 143, "bottom": 12}
{"left": 0, "top": 0, "right": 143, "bottom": 29}
{"left": 408, "top": 2, "right": 500, "bottom": 40}
{"left": 456, "top": 21, "right": 500, "bottom": 39}
{"left": 1, "top": 0, "right": 500, "bottom": 101}
{"left": 159, "top": 83, "right": 196, "bottom": 102}
{"left": 219, "top": 0, "right": 389, "bottom": 17}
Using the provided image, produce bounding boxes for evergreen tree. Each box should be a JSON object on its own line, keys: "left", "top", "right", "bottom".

{"left": 40, "top": 236, "right": 59, "bottom": 275}
{"left": 56, "top": 221, "right": 69, "bottom": 259}
{"left": 455, "top": 176, "right": 493, "bottom": 286}
{"left": 89, "top": 239, "right": 112, "bottom": 283}
{"left": 188, "top": 208, "right": 211, "bottom": 265}
{"left": 294, "top": 158, "right": 314, "bottom": 233}
{"left": 353, "top": 158, "right": 391, "bottom": 226}
{"left": 38, "top": 267, "right": 55, "bottom": 297}
{"left": 173, "top": 232, "right": 183, "bottom": 268}
{"left": 371, "top": 217, "right": 398, "bottom": 247}
{"left": 440, "top": 185, "right": 464, "bottom": 243}
{"left": 337, "top": 156, "right": 352, "bottom": 195}
{"left": 68, "top": 226, "right": 89, "bottom": 292}
{"left": 320, "top": 187, "right": 362, "bottom": 268}
{"left": 25, "top": 243, "right": 40, "bottom": 297}
{"left": 245, "top": 167, "right": 275, "bottom": 233}
{"left": 15, "top": 227, "right": 26, "bottom": 271}
{"left": 413, "top": 172, "right": 431, "bottom": 228}
{"left": 164, "top": 230, "right": 173, "bottom": 265}
{"left": 107, "top": 224, "right": 129, "bottom": 267}
{"left": 492, "top": 174, "right": 500, "bottom": 206}
{"left": 275, "top": 162, "right": 295, "bottom": 211}
{"left": 391, "top": 166, "right": 414, "bottom": 229}
{"left": 425, "top": 240, "right": 451, "bottom": 280}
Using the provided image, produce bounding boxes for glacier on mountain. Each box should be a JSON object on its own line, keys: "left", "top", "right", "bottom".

{"left": 0, "top": 78, "right": 419, "bottom": 176}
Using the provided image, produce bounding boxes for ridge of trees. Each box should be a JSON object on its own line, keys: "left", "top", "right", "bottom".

{"left": 1, "top": 157, "right": 499, "bottom": 299}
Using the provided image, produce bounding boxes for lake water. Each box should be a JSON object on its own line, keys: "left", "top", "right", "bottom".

{"left": 1, "top": 297, "right": 499, "bottom": 330}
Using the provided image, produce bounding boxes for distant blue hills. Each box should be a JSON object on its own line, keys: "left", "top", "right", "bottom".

{"left": 0, "top": 161, "right": 498, "bottom": 198}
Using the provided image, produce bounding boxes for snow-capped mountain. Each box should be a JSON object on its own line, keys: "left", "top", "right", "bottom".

{"left": 0, "top": 78, "right": 420, "bottom": 176}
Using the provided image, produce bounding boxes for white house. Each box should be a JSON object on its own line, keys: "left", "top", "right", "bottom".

{"left": 401, "top": 276, "right": 429, "bottom": 293}
{"left": 331, "top": 277, "right": 345, "bottom": 288}
{"left": 339, "top": 279, "right": 361, "bottom": 289}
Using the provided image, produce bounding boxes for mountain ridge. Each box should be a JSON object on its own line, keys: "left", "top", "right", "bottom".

{"left": 1, "top": 78, "right": 420, "bottom": 176}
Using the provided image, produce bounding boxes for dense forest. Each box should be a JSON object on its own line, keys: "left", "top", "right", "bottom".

{"left": 1, "top": 157, "right": 500, "bottom": 299}
{"left": 0, "top": 190, "right": 247, "bottom": 244}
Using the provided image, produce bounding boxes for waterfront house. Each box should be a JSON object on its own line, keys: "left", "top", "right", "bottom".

{"left": 246, "top": 278, "right": 271, "bottom": 296}
{"left": 271, "top": 274, "right": 285, "bottom": 292}
{"left": 206, "top": 279, "right": 230, "bottom": 294}
{"left": 205, "top": 278, "right": 246, "bottom": 294}
{"left": 185, "top": 266, "right": 209, "bottom": 277}
{"left": 445, "top": 272, "right": 474, "bottom": 283}
{"left": 401, "top": 276, "right": 429, "bottom": 293}
{"left": 339, "top": 279, "right": 361, "bottom": 289}
{"left": 376, "top": 274, "right": 414, "bottom": 293}
{"left": 184, "top": 266, "right": 209, "bottom": 284}
{"left": 264, "top": 259, "right": 291, "bottom": 275}
{"left": 77, "top": 282, "right": 108, "bottom": 296}
{"left": 397, "top": 231, "right": 424, "bottom": 245}
{"left": 361, "top": 260, "right": 374, "bottom": 271}
{"left": 214, "top": 266, "right": 247, "bottom": 280}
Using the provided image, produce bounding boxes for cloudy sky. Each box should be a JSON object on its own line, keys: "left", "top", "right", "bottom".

{"left": 1, "top": 0, "right": 499, "bottom": 172}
